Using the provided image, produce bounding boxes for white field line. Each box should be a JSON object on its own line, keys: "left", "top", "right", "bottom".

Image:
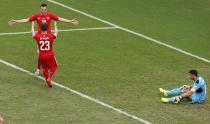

{"left": 47, "top": 0, "right": 210, "bottom": 64}
{"left": 0, "top": 27, "right": 118, "bottom": 36}
{"left": 0, "top": 59, "right": 151, "bottom": 124}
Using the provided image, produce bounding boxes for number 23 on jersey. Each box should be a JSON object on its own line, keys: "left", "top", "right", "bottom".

{"left": 39, "top": 41, "right": 50, "bottom": 51}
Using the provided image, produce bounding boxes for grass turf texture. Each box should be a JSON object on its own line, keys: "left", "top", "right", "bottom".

{"left": 0, "top": 0, "right": 210, "bottom": 124}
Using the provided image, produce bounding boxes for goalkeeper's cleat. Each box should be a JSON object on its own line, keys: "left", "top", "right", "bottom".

{"left": 35, "top": 69, "right": 40, "bottom": 76}
{"left": 161, "top": 97, "right": 181, "bottom": 104}
{"left": 159, "top": 88, "right": 168, "bottom": 96}
{"left": 161, "top": 98, "right": 169, "bottom": 103}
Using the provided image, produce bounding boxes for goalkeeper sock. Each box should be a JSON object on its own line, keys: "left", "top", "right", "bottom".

{"left": 168, "top": 96, "right": 183, "bottom": 103}
{"left": 168, "top": 97, "right": 176, "bottom": 103}
{"left": 166, "top": 88, "right": 182, "bottom": 95}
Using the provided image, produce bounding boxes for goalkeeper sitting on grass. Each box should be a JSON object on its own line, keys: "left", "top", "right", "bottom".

{"left": 159, "top": 69, "right": 207, "bottom": 104}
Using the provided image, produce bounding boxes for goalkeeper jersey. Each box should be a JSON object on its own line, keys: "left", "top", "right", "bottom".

{"left": 192, "top": 76, "right": 207, "bottom": 101}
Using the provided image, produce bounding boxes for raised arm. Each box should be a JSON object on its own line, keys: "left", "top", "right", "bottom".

{"left": 8, "top": 14, "right": 37, "bottom": 25}
{"left": 58, "top": 17, "right": 79, "bottom": 25}
{"left": 54, "top": 21, "right": 58, "bottom": 37}
{"left": 8, "top": 18, "right": 29, "bottom": 25}
{"left": 31, "top": 21, "right": 36, "bottom": 37}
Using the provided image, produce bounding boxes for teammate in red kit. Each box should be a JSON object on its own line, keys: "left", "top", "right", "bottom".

{"left": 31, "top": 21, "right": 58, "bottom": 88}
{"left": 8, "top": 3, "right": 79, "bottom": 76}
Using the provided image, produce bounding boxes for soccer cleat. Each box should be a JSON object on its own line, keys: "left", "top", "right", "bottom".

{"left": 35, "top": 69, "right": 40, "bottom": 76}
{"left": 46, "top": 77, "right": 52, "bottom": 88}
{"left": 161, "top": 97, "right": 180, "bottom": 104}
{"left": 159, "top": 88, "right": 168, "bottom": 96}
{"left": 161, "top": 98, "right": 169, "bottom": 103}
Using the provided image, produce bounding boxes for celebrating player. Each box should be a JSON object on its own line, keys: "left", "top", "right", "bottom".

{"left": 8, "top": 3, "right": 79, "bottom": 31}
{"left": 8, "top": 3, "right": 79, "bottom": 75}
{"left": 159, "top": 69, "right": 207, "bottom": 104}
{"left": 31, "top": 21, "right": 58, "bottom": 88}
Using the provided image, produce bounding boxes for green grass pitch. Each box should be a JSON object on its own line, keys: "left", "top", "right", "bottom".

{"left": 0, "top": 0, "right": 210, "bottom": 124}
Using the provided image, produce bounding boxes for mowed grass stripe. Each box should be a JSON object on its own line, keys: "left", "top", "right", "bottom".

{"left": 0, "top": 63, "right": 142, "bottom": 124}
{"left": 47, "top": 0, "right": 210, "bottom": 64}
{"left": 0, "top": 59, "right": 151, "bottom": 124}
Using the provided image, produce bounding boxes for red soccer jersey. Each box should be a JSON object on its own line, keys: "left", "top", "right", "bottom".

{"left": 29, "top": 13, "right": 59, "bottom": 33}
{"left": 33, "top": 33, "right": 56, "bottom": 56}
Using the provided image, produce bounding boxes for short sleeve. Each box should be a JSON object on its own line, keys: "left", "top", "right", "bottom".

{"left": 51, "top": 34, "right": 57, "bottom": 40}
{"left": 49, "top": 13, "right": 59, "bottom": 21}
{"left": 33, "top": 33, "right": 39, "bottom": 40}
{"left": 29, "top": 14, "right": 38, "bottom": 22}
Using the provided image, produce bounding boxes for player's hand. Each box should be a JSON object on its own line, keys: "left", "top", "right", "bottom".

{"left": 70, "top": 19, "right": 79, "bottom": 25}
{"left": 8, "top": 19, "right": 17, "bottom": 25}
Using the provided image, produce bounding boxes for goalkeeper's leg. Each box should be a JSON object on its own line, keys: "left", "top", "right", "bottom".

{"left": 161, "top": 96, "right": 182, "bottom": 103}
{"left": 167, "top": 88, "right": 182, "bottom": 95}
{"left": 159, "top": 88, "right": 182, "bottom": 96}
{"left": 159, "top": 85, "right": 191, "bottom": 96}
{"left": 162, "top": 88, "right": 193, "bottom": 103}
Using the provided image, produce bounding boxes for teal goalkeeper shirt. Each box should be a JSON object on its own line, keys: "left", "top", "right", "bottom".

{"left": 192, "top": 76, "right": 207, "bottom": 101}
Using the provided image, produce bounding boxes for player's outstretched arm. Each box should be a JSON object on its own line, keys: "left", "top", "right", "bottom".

{"left": 58, "top": 17, "right": 79, "bottom": 25}
{"left": 8, "top": 18, "right": 29, "bottom": 25}
{"left": 31, "top": 21, "right": 36, "bottom": 37}
{"left": 54, "top": 21, "right": 58, "bottom": 37}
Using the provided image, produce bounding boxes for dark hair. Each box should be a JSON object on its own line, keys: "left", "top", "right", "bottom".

{"left": 40, "top": 3, "right": 47, "bottom": 7}
{"left": 189, "top": 69, "right": 198, "bottom": 76}
{"left": 41, "top": 23, "right": 48, "bottom": 31}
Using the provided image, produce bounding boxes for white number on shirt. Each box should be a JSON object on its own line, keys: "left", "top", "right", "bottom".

{"left": 40, "top": 41, "right": 50, "bottom": 51}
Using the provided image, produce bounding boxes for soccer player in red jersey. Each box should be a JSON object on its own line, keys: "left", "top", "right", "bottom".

{"left": 8, "top": 3, "right": 79, "bottom": 31}
{"left": 31, "top": 21, "right": 58, "bottom": 88}
{"left": 8, "top": 3, "right": 79, "bottom": 75}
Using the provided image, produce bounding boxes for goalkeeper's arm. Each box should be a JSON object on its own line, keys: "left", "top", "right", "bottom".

{"left": 181, "top": 89, "right": 194, "bottom": 98}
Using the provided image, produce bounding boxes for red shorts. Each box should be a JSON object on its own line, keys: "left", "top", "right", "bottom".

{"left": 38, "top": 54, "right": 57, "bottom": 70}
